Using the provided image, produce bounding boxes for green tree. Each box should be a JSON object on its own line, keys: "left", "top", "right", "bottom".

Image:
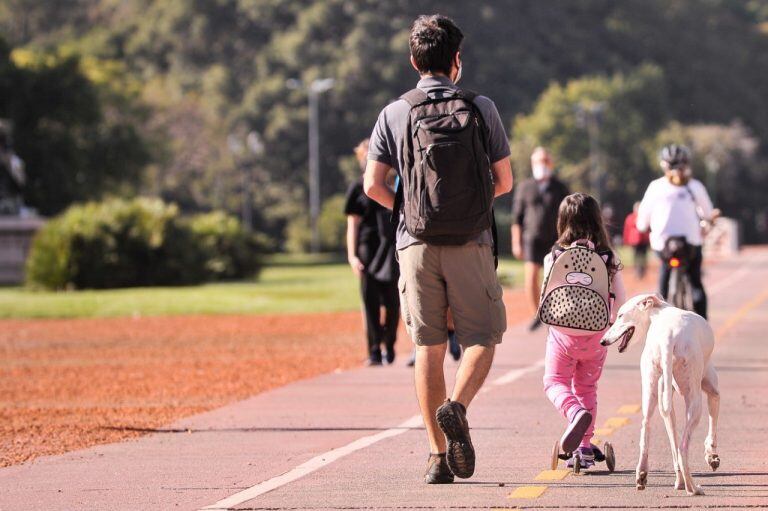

{"left": 511, "top": 64, "right": 668, "bottom": 210}
{"left": 0, "top": 39, "right": 150, "bottom": 215}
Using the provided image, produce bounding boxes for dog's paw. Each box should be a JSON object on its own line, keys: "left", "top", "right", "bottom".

{"left": 706, "top": 453, "right": 720, "bottom": 471}
{"left": 636, "top": 470, "right": 647, "bottom": 490}
{"left": 687, "top": 485, "right": 704, "bottom": 496}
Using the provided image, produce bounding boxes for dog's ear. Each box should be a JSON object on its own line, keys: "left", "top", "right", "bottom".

{"left": 640, "top": 294, "right": 663, "bottom": 310}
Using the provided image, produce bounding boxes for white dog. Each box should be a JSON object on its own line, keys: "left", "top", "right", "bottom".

{"left": 601, "top": 293, "right": 720, "bottom": 496}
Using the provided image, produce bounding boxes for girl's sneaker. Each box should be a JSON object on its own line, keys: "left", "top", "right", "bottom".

{"left": 566, "top": 446, "right": 596, "bottom": 469}
{"left": 560, "top": 408, "right": 593, "bottom": 453}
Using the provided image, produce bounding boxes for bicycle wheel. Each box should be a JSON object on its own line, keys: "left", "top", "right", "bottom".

{"left": 669, "top": 268, "right": 684, "bottom": 309}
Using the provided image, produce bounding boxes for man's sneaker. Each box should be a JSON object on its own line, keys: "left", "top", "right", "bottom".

{"left": 424, "top": 453, "right": 454, "bottom": 484}
{"left": 560, "top": 409, "right": 593, "bottom": 453}
{"left": 567, "top": 446, "right": 596, "bottom": 469}
{"left": 528, "top": 317, "right": 542, "bottom": 332}
{"left": 435, "top": 400, "right": 475, "bottom": 478}
{"left": 448, "top": 330, "right": 461, "bottom": 361}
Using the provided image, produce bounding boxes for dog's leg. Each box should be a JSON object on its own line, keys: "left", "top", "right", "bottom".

{"left": 636, "top": 364, "right": 659, "bottom": 491}
{"left": 679, "top": 385, "right": 704, "bottom": 495}
{"left": 657, "top": 354, "right": 684, "bottom": 489}
{"left": 702, "top": 363, "right": 720, "bottom": 471}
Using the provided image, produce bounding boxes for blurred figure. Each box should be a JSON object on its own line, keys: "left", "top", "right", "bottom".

{"left": 601, "top": 204, "right": 622, "bottom": 247}
{"left": 344, "top": 139, "right": 400, "bottom": 366}
{"left": 623, "top": 202, "right": 650, "bottom": 279}
{"left": 0, "top": 122, "right": 26, "bottom": 215}
{"left": 637, "top": 144, "right": 714, "bottom": 318}
{"left": 511, "top": 147, "right": 569, "bottom": 331}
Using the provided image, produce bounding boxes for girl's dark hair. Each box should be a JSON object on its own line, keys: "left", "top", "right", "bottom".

{"left": 556, "top": 193, "right": 621, "bottom": 275}
{"left": 409, "top": 15, "right": 463, "bottom": 76}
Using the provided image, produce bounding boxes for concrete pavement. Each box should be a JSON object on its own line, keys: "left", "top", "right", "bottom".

{"left": 2, "top": 248, "right": 768, "bottom": 510}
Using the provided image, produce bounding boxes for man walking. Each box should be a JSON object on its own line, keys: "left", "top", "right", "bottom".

{"left": 364, "top": 15, "right": 512, "bottom": 483}
{"left": 344, "top": 138, "right": 400, "bottom": 366}
{"left": 511, "top": 147, "right": 569, "bottom": 331}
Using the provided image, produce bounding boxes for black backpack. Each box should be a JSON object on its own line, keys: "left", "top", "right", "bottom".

{"left": 395, "top": 87, "right": 495, "bottom": 246}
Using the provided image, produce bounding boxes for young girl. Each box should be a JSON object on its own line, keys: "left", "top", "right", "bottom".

{"left": 541, "top": 193, "right": 626, "bottom": 469}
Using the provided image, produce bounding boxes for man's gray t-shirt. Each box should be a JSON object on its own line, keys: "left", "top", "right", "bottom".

{"left": 367, "top": 75, "right": 511, "bottom": 250}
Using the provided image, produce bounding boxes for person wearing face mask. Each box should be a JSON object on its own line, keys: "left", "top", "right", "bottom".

{"left": 636, "top": 144, "right": 715, "bottom": 318}
{"left": 511, "top": 147, "right": 570, "bottom": 331}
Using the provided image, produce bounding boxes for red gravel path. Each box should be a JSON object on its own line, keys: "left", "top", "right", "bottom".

{"left": 0, "top": 271, "right": 653, "bottom": 467}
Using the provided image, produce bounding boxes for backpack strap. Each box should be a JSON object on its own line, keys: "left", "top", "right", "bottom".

{"left": 400, "top": 88, "right": 429, "bottom": 107}
{"left": 455, "top": 88, "right": 478, "bottom": 102}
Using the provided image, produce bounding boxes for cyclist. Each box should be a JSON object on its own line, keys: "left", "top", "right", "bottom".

{"left": 636, "top": 144, "right": 714, "bottom": 318}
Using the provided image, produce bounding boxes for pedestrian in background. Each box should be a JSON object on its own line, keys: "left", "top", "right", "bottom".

{"left": 345, "top": 138, "right": 400, "bottom": 366}
{"left": 511, "top": 147, "right": 569, "bottom": 331}
{"left": 623, "top": 202, "right": 650, "bottom": 279}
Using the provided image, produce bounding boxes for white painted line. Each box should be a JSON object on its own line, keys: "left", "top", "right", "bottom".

{"left": 199, "top": 356, "right": 546, "bottom": 510}
{"left": 491, "top": 358, "right": 545, "bottom": 386}
{"left": 707, "top": 253, "right": 760, "bottom": 295}
{"left": 201, "top": 415, "right": 422, "bottom": 510}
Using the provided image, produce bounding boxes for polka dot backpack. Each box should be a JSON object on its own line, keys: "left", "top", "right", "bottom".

{"left": 537, "top": 240, "right": 615, "bottom": 336}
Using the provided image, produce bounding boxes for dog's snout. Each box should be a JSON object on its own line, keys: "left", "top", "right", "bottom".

{"left": 600, "top": 339, "right": 609, "bottom": 346}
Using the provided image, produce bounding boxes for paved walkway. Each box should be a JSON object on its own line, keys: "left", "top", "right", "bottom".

{"left": 2, "top": 248, "right": 768, "bottom": 510}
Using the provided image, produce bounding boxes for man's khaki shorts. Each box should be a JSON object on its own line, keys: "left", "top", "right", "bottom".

{"left": 397, "top": 242, "right": 506, "bottom": 347}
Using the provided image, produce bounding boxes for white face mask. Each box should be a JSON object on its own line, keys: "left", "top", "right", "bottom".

{"left": 454, "top": 62, "right": 462, "bottom": 84}
{"left": 532, "top": 164, "right": 551, "bottom": 181}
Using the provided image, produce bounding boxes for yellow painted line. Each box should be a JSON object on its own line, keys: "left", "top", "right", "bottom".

{"left": 715, "top": 287, "right": 768, "bottom": 342}
{"left": 617, "top": 404, "right": 641, "bottom": 415}
{"left": 594, "top": 427, "right": 614, "bottom": 436}
{"left": 604, "top": 417, "right": 630, "bottom": 429}
{"left": 534, "top": 469, "right": 570, "bottom": 481}
{"left": 508, "top": 486, "right": 547, "bottom": 499}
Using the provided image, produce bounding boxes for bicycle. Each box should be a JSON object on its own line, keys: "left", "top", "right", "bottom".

{"left": 663, "top": 236, "right": 694, "bottom": 311}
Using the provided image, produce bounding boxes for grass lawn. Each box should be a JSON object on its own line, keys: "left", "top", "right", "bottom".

{"left": 0, "top": 254, "right": 525, "bottom": 319}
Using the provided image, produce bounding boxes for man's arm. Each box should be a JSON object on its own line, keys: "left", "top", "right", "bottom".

{"left": 491, "top": 157, "right": 513, "bottom": 198}
{"left": 363, "top": 160, "right": 395, "bottom": 209}
{"left": 346, "top": 215, "right": 364, "bottom": 276}
{"left": 635, "top": 185, "right": 654, "bottom": 233}
{"left": 511, "top": 181, "right": 525, "bottom": 259}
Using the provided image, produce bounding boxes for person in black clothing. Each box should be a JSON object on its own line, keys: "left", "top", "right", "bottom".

{"left": 345, "top": 139, "right": 400, "bottom": 366}
{"left": 511, "top": 147, "right": 570, "bottom": 331}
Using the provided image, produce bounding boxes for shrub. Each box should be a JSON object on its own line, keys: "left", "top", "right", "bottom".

{"left": 26, "top": 198, "right": 265, "bottom": 289}
{"left": 318, "top": 194, "right": 347, "bottom": 252}
{"left": 186, "top": 211, "right": 263, "bottom": 281}
{"left": 284, "top": 215, "right": 311, "bottom": 254}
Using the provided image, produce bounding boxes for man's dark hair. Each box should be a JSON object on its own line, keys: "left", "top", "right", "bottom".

{"left": 409, "top": 15, "right": 463, "bottom": 76}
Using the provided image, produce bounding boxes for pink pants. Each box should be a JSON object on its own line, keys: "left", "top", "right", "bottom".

{"left": 543, "top": 329, "right": 607, "bottom": 448}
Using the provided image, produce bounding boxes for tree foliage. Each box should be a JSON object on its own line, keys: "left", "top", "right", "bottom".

{"left": 2, "top": 0, "right": 768, "bottom": 241}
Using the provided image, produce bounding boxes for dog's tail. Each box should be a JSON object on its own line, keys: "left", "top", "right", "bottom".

{"left": 660, "top": 350, "right": 674, "bottom": 415}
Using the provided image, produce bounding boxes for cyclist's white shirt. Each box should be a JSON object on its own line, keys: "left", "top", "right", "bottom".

{"left": 636, "top": 177, "right": 713, "bottom": 251}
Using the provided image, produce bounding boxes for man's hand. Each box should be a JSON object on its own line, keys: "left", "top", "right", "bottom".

{"left": 348, "top": 256, "right": 365, "bottom": 277}
{"left": 511, "top": 224, "right": 523, "bottom": 260}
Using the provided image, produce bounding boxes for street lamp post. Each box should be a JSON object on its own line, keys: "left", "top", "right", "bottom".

{"left": 575, "top": 101, "right": 606, "bottom": 204}
{"left": 227, "top": 130, "right": 264, "bottom": 232}
{"left": 288, "top": 77, "right": 335, "bottom": 253}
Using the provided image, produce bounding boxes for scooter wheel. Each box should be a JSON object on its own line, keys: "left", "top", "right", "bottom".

{"left": 551, "top": 440, "right": 560, "bottom": 470}
{"left": 604, "top": 442, "right": 615, "bottom": 473}
{"left": 573, "top": 452, "right": 581, "bottom": 474}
